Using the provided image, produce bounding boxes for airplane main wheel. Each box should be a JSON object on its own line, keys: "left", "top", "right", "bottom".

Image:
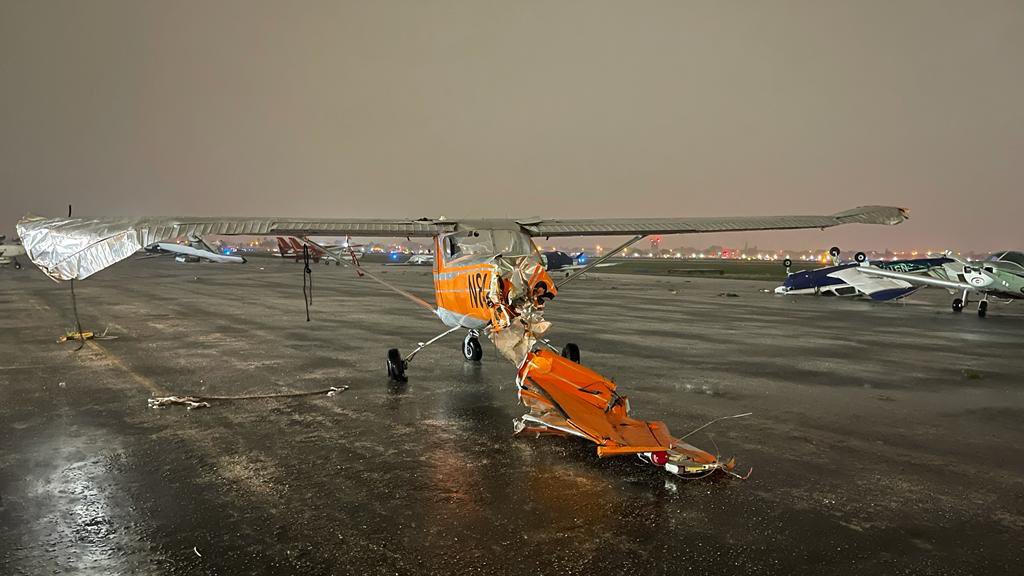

{"left": 829, "top": 246, "right": 841, "bottom": 258}
{"left": 463, "top": 336, "right": 483, "bottom": 362}
{"left": 952, "top": 298, "right": 964, "bottom": 312}
{"left": 782, "top": 258, "right": 792, "bottom": 269}
{"left": 14, "top": 261, "right": 21, "bottom": 270}
{"left": 854, "top": 252, "right": 867, "bottom": 263}
{"left": 978, "top": 301, "right": 988, "bottom": 318}
{"left": 561, "top": 343, "right": 581, "bottom": 363}
{"left": 386, "top": 348, "right": 407, "bottom": 382}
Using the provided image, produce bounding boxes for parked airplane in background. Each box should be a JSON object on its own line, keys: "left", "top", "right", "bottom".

{"left": 144, "top": 234, "right": 247, "bottom": 264}
{"left": 540, "top": 251, "right": 617, "bottom": 273}
{"left": 276, "top": 236, "right": 363, "bottom": 265}
{"left": 276, "top": 236, "right": 333, "bottom": 264}
{"left": 385, "top": 250, "right": 616, "bottom": 272}
{"left": 775, "top": 247, "right": 951, "bottom": 300}
{"left": 386, "top": 253, "right": 434, "bottom": 266}
{"left": 16, "top": 205, "right": 907, "bottom": 479}
{"left": 0, "top": 236, "right": 26, "bottom": 269}
{"left": 860, "top": 251, "right": 1024, "bottom": 317}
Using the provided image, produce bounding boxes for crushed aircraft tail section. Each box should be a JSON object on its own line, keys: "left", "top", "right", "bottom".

{"left": 514, "top": 350, "right": 746, "bottom": 478}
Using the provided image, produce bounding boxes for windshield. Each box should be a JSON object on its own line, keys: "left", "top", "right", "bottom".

{"left": 996, "top": 251, "right": 1024, "bottom": 268}
{"left": 444, "top": 229, "right": 534, "bottom": 264}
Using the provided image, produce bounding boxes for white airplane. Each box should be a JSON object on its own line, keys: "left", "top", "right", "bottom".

{"left": 144, "top": 234, "right": 247, "bottom": 264}
{"left": 0, "top": 236, "right": 26, "bottom": 269}
{"left": 385, "top": 253, "right": 434, "bottom": 266}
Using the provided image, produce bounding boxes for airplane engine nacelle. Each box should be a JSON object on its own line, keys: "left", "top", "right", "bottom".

{"left": 963, "top": 266, "right": 994, "bottom": 288}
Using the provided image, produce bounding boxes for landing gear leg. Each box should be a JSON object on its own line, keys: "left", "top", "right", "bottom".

{"left": 463, "top": 330, "right": 483, "bottom": 362}
{"left": 386, "top": 325, "right": 462, "bottom": 382}
{"left": 978, "top": 298, "right": 988, "bottom": 318}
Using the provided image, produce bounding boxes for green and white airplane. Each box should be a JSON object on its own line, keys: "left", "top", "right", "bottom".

{"left": 860, "top": 251, "right": 1024, "bottom": 318}
{"left": 0, "top": 235, "right": 26, "bottom": 270}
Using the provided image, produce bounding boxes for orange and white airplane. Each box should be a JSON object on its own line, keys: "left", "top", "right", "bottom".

{"left": 17, "top": 206, "right": 907, "bottom": 478}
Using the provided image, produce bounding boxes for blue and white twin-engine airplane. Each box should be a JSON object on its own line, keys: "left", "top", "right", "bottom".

{"left": 774, "top": 247, "right": 951, "bottom": 301}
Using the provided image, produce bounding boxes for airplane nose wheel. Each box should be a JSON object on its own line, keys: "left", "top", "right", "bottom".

{"left": 952, "top": 298, "right": 964, "bottom": 312}
{"left": 463, "top": 331, "right": 483, "bottom": 362}
{"left": 386, "top": 348, "right": 407, "bottom": 382}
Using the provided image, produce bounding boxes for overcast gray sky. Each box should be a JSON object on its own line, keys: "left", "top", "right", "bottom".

{"left": 1, "top": 1, "right": 1021, "bottom": 251}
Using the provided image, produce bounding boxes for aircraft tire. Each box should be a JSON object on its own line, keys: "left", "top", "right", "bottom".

{"left": 463, "top": 336, "right": 483, "bottom": 362}
{"left": 561, "top": 343, "right": 581, "bottom": 363}
{"left": 783, "top": 258, "right": 792, "bottom": 269}
{"left": 952, "top": 298, "right": 963, "bottom": 312}
{"left": 829, "top": 246, "right": 841, "bottom": 258}
{"left": 854, "top": 252, "right": 867, "bottom": 263}
{"left": 386, "top": 348, "right": 407, "bottom": 382}
{"left": 14, "top": 261, "right": 21, "bottom": 270}
{"left": 978, "top": 301, "right": 988, "bottom": 318}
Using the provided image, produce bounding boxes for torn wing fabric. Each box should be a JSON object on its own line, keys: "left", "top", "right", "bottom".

{"left": 16, "top": 218, "right": 143, "bottom": 282}
{"left": 16, "top": 215, "right": 450, "bottom": 281}
{"left": 520, "top": 205, "right": 909, "bottom": 237}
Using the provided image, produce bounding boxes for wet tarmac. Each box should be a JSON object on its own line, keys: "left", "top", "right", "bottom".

{"left": 2, "top": 258, "right": 1023, "bottom": 575}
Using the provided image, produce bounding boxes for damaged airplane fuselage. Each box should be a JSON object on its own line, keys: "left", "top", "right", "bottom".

{"left": 394, "top": 224, "right": 745, "bottom": 478}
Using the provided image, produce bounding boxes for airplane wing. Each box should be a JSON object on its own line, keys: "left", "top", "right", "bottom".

{"left": 189, "top": 234, "right": 219, "bottom": 254}
{"left": 17, "top": 215, "right": 450, "bottom": 281}
{"left": 858, "top": 266, "right": 974, "bottom": 291}
{"left": 519, "top": 206, "right": 908, "bottom": 237}
{"left": 17, "top": 205, "right": 906, "bottom": 281}
{"left": 826, "top": 267, "right": 913, "bottom": 298}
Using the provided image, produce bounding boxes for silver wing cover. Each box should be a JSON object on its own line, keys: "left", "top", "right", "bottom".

{"left": 521, "top": 206, "right": 908, "bottom": 237}
{"left": 17, "top": 215, "right": 449, "bottom": 281}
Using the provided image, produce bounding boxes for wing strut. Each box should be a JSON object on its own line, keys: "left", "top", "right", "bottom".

{"left": 556, "top": 235, "right": 646, "bottom": 289}
{"left": 349, "top": 261, "right": 436, "bottom": 314}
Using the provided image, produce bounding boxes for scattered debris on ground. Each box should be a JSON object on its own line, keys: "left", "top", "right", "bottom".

{"left": 148, "top": 386, "right": 350, "bottom": 410}
{"left": 57, "top": 327, "right": 118, "bottom": 343}
{"left": 514, "top": 349, "right": 751, "bottom": 479}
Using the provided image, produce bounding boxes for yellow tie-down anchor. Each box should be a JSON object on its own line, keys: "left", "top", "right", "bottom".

{"left": 57, "top": 329, "right": 118, "bottom": 343}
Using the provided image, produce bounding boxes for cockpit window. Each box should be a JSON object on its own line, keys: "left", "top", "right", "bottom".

{"left": 443, "top": 230, "right": 534, "bottom": 264}
{"left": 998, "top": 251, "right": 1024, "bottom": 268}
